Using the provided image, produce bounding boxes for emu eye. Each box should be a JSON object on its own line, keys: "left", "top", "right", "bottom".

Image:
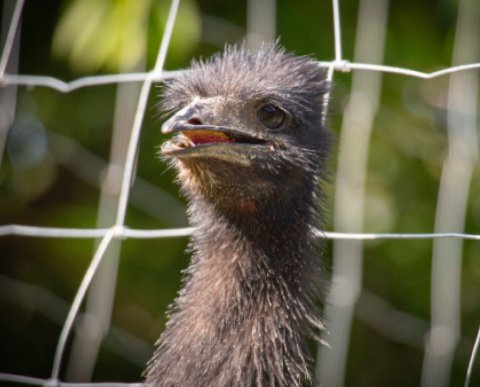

{"left": 257, "top": 105, "right": 286, "bottom": 130}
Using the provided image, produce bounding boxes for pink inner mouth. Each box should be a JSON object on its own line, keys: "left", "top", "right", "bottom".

{"left": 183, "top": 130, "right": 235, "bottom": 145}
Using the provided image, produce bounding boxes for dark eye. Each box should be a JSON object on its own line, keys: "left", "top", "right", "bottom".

{"left": 256, "top": 105, "right": 286, "bottom": 130}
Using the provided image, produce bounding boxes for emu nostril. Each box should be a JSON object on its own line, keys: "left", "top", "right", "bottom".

{"left": 187, "top": 118, "right": 203, "bottom": 126}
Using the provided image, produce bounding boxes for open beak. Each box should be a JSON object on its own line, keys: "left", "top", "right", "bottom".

{"left": 161, "top": 115, "right": 268, "bottom": 164}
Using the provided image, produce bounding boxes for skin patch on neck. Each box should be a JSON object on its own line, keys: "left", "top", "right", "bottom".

{"left": 239, "top": 198, "right": 258, "bottom": 215}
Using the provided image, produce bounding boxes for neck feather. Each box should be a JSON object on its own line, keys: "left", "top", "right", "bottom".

{"left": 145, "top": 183, "right": 324, "bottom": 387}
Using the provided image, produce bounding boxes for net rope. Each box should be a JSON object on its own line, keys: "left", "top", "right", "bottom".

{"left": 0, "top": 0, "right": 479, "bottom": 386}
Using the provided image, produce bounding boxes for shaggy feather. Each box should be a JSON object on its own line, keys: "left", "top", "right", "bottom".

{"left": 145, "top": 42, "right": 331, "bottom": 387}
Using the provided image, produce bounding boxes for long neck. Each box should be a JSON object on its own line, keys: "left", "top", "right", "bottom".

{"left": 145, "top": 185, "right": 324, "bottom": 387}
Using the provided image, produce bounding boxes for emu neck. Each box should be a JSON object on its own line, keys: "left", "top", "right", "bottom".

{"left": 191, "top": 189, "right": 315, "bottom": 260}
{"left": 146, "top": 182, "right": 323, "bottom": 387}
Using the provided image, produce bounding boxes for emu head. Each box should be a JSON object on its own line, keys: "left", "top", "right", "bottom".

{"left": 160, "top": 43, "right": 330, "bottom": 209}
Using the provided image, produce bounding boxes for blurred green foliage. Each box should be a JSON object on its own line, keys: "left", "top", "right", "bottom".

{"left": 52, "top": 0, "right": 201, "bottom": 72}
{"left": 0, "top": 0, "right": 479, "bottom": 386}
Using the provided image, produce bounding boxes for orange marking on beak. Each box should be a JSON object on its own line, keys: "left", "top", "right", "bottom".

{"left": 183, "top": 130, "right": 235, "bottom": 145}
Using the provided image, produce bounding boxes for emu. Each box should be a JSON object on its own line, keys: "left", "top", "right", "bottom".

{"left": 145, "top": 43, "right": 331, "bottom": 387}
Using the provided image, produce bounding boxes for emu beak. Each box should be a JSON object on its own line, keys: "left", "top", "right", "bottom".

{"left": 160, "top": 105, "right": 268, "bottom": 165}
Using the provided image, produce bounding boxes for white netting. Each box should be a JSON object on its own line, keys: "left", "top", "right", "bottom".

{"left": 1, "top": 0, "right": 479, "bottom": 386}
